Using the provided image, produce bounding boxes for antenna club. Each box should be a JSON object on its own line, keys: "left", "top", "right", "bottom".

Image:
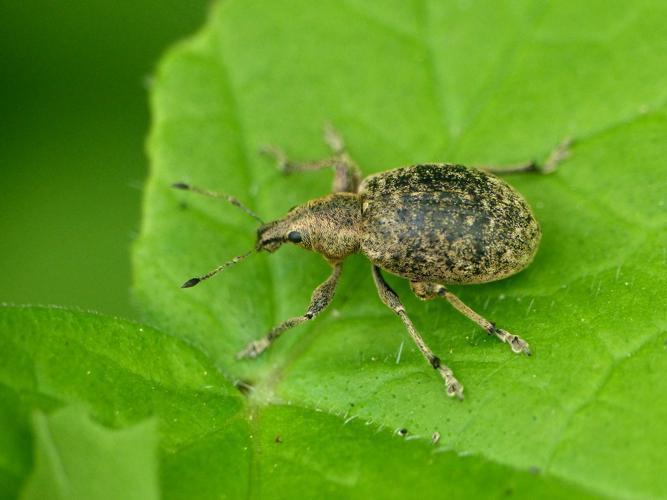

{"left": 181, "top": 277, "right": 201, "bottom": 288}
{"left": 172, "top": 182, "right": 190, "bottom": 190}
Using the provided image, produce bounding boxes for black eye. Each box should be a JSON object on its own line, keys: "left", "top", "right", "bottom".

{"left": 287, "top": 231, "right": 302, "bottom": 243}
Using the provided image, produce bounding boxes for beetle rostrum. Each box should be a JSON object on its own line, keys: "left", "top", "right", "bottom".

{"left": 175, "top": 125, "right": 570, "bottom": 400}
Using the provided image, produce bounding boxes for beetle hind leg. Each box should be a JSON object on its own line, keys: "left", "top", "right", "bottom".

{"left": 476, "top": 138, "right": 572, "bottom": 175}
{"left": 410, "top": 281, "right": 531, "bottom": 356}
{"left": 372, "top": 267, "right": 464, "bottom": 399}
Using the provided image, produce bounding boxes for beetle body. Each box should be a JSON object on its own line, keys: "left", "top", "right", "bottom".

{"left": 178, "top": 128, "right": 569, "bottom": 399}
{"left": 257, "top": 163, "right": 540, "bottom": 286}
{"left": 360, "top": 164, "right": 540, "bottom": 284}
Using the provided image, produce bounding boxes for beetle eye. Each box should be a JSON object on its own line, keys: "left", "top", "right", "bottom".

{"left": 287, "top": 231, "right": 302, "bottom": 243}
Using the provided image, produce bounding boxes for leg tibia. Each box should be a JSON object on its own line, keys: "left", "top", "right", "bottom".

{"left": 260, "top": 124, "right": 362, "bottom": 193}
{"left": 237, "top": 263, "right": 343, "bottom": 359}
{"left": 411, "top": 281, "right": 532, "bottom": 356}
{"left": 477, "top": 138, "right": 572, "bottom": 175}
{"left": 372, "top": 267, "right": 463, "bottom": 399}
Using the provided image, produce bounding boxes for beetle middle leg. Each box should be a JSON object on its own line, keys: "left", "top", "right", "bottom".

{"left": 237, "top": 262, "right": 343, "bottom": 359}
{"left": 371, "top": 266, "right": 464, "bottom": 399}
{"left": 260, "top": 124, "right": 361, "bottom": 193}
{"left": 410, "top": 282, "right": 531, "bottom": 355}
{"left": 477, "top": 138, "right": 572, "bottom": 175}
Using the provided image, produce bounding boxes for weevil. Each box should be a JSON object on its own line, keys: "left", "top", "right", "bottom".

{"left": 174, "top": 125, "right": 570, "bottom": 399}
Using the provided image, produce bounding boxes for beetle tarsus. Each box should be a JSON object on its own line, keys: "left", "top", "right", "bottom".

{"left": 492, "top": 327, "right": 531, "bottom": 356}
{"left": 259, "top": 145, "right": 292, "bottom": 174}
{"left": 439, "top": 366, "right": 464, "bottom": 400}
{"left": 237, "top": 338, "right": 271, "bottom": 359}
{"left": 508, "top": 332, "right": 531, "bottom": 356}
{"left": 323, "top": 122, "right": 345, "bottom": 154}
{"left": 538, "top": 137, "right": 572, "bottom": 174}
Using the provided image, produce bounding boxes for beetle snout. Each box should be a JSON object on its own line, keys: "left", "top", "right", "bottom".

{"left": 256, "top": 222, "right": 283, "bottom": 253}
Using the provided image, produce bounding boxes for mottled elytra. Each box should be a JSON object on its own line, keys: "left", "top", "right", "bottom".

{"left": 175, "top": 125, "right": 570, "bottom": 399}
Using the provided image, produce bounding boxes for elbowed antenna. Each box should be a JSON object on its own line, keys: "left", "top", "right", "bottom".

{"left": 172, "top": 182, "right": 264, "bottom": 224}
{"left": 181, "top": 250, "right": 253, "bottom": 288}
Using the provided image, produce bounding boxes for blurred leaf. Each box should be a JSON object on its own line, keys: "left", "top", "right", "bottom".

{"left": 0, "top": 306, "right": 247, "bottom": 500}
{"left": 128, "top": 0, "right": 666, "bottom": 498}
{"left": 21, "top": 407, "right": 158, "bottom": 500}
{"left": 0, "top": 1, "right": 209, "bottom": 318}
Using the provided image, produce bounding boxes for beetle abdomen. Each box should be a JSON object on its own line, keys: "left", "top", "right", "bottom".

{"left": 359, "top": 164, "right": 540, "bottom": 284}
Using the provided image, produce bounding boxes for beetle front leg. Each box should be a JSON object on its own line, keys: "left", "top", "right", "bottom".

{"left": 260, "top": 124, "right": 361, "bottom": 193}
{"left": 237, "top": 262, "right": 343, "bottom": 359}
{"left": 411, "top": 282, "right": 531, "bottom": 355}
{"left": 372, "top": 267, "right": 463, "bottom": 399}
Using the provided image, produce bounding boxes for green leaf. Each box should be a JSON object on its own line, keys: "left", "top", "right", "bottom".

{"left": 2, "top": 307, "right": 592, "bottom": 499}
{"left": 0, "top": 306, "right": 247, "bottom": 499}
{"left": 21, "top": 407, "right": 158, "bottom": 500}
{"left": 132, "top": 0, "right": 667, "bottom": 498}
{"left": 233, "top": 404, "right": 595, "bottom": 499}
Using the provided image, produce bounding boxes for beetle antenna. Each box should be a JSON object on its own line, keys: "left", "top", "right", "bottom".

{"left": 172, "top": 182, "right": 264, "bottom": 224}
{"left": 181, "top": 250, "right": 253, "bottom": 288}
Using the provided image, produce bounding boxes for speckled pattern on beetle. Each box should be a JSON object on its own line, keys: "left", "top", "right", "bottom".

{"left": 175, "top": 126, "right": 570, "bottom": 399}
{"left": 360, "top": 164, "right": 540, "bottom": 285}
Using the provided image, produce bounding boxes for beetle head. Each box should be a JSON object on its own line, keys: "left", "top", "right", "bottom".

{"left": 180, "top": 193, "right": 361, "bottom": 289}
{"left": 255, "top": 194, "right": 361, "bottom": 260}
{"left": 255, "top": 205, "right": 312, "bottom": 253}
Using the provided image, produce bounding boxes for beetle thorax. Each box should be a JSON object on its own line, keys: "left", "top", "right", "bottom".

{"left": 306, "top": 193, "right": 362, "bottom": 260}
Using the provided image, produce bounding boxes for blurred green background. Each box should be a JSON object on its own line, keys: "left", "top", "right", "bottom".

{"left": 0, "top": 1, "right": 209, "bottom": 317}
